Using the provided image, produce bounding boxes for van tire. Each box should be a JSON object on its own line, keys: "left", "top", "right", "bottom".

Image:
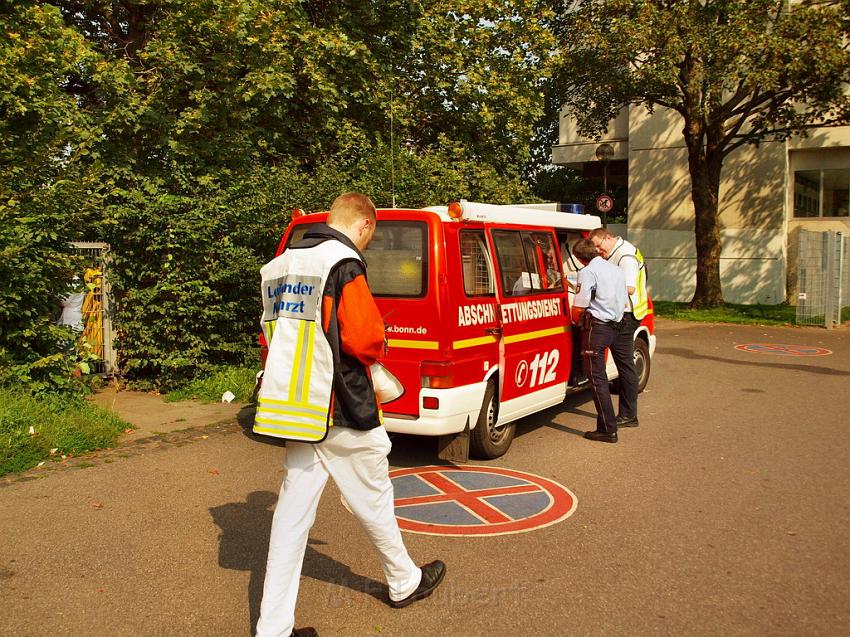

{"left": 634, "top": 337, "right": 651, "bottom": 393}
{"left": 470, "top": 381, "right": 514, "bottom": 459}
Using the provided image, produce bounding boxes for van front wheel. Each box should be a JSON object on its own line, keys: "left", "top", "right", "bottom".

{"left": 470, "top": 381, "right": 514, "bottom": 459}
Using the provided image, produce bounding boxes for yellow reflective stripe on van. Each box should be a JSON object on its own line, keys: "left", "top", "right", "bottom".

{"left": 387, "top": 338, "right": 440, "bottom": 350}
{"left": 504, "top": 325, "right": 569, "bottom": 344}
{"left": 452, "top": 335, "right": 499, "bottom": 349}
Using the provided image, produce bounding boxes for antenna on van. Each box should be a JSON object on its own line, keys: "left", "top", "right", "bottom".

{"left": 389, "top": 78, "right": 397, "bottom": 209}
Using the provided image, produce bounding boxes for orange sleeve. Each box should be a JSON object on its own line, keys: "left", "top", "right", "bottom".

{"left": 336, "top": 274, "right": 385, "bottom": 366}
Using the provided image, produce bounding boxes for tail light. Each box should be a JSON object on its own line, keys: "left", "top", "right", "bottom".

{"left": 420, "top": 360, "right": 455, "bottom": 389}
{"left": 259, "top": 331, "right": 269, "bottom": 368}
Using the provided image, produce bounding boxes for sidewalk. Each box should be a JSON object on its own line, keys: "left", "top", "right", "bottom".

{"left": 90, "top": 385, "right": 248, "bottom": 444}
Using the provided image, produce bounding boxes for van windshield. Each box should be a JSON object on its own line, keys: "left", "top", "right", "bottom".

{"left": 286, "top": 221, "right": 427, "bottom": 298}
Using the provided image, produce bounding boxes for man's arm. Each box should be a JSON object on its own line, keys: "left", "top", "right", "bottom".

{"left": 570, "top": 303, "right": 586, "bottom": 325}
{"left": 571, "top": 269, "right": 593, "bottom": 324}
{"left": 618, "top": 253, "right": 639, "bottom": 295}
{"left": 335, "top": 273, "right": 385, "bottom": 366}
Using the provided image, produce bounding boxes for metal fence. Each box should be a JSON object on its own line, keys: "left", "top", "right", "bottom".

{"left": 796, "top": 230, "right": 849, "bottom": 328}
{"left": 70, "top": 242, "right": 116, "bottom": 374}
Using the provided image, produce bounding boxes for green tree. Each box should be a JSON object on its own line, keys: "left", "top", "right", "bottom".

{"left": 3, "top": 1, "right": 555, "bottom": 387}
{"left": 552, "top": 0, "right": 850, "bottom": 307}
{"left": 0, "top": 2, "right": 130, "bottom": 390}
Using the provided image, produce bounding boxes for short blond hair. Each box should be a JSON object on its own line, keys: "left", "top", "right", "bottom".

{"left": 588, "top": 227, "right": 614, "bottom": 241}
{"left": 327, "top": 192, "right": 376, "bottom": 227}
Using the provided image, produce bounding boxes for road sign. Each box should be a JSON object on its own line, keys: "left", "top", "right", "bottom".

{"left": 390, "top": 465, "right": 577, "bottom": 536}
{"left": 595, "top": 194, "right": 614, "bottom": 214}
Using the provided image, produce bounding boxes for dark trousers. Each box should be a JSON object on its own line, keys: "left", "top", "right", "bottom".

{"left": 581, "top": 320, "right": 619, "bottom": 434}
{"left": 611, "top": 313, "right": 639, "bottom": 421}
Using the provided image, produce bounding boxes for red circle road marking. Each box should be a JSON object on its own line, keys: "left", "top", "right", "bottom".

{"left": 734, "top": 343, "right": 832, "bottom": 356}
{"left": 390, "top": 465, "right": 577, "bottom": 536}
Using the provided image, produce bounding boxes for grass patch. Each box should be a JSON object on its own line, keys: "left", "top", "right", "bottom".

{"left": 653, "top": 301, "right": 797, "bottom": 326}
{"left": 164, "top": 365, "right": 259, "bottom": 404}
{"left": 0, "top": 389, "right": 132, "bottom": 477}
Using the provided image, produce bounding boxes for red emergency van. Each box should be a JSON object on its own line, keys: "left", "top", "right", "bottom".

{"left": 262, "top": 201, "right": 656, "bottom": 460}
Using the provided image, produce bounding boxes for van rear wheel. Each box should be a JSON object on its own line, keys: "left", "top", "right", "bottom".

{"left": 470, "top": 381, "right": 514, "bottom": 459}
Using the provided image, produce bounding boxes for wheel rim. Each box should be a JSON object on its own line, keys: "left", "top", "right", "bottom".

{"left": 484, "top": 396, "right": 506, "bottom": 442}
{"left": 634, "top": 348, "right": 646, "bottom": 385}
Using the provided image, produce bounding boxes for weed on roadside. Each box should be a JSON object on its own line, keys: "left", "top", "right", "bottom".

{"left": 164, "top": 365, "right": 259, "bottom": 404}
{"left": 0, "top": 389, "right": 132, "bottom": 476}
{"left": 653, "top": 301, "right": 797, "bottom": 326}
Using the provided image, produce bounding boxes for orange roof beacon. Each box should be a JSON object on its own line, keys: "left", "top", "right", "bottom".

{"left": 259, "top": 201, "right": 656, "bottom": 461}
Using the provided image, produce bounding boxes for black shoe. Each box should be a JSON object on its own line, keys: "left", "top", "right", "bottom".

{"left": 291, "top": 628, "right": 318, "bottom": 637}
{"left": 389, "top": 560, "right": 446, "bottom": 608}
{"left": 584, "top": 430, "right": 618, "bottom": 443}
{"left": 616, "top": 415, "right": 639, "bottom": 428}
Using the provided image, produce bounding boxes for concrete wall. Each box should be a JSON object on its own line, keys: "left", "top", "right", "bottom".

{"left": 554, "top": 103, "right": 850, "bottom": 305}
{"left": 552, "top": 107, "right": 628, "bottom": 166}
{"left": 626, "top": 105, "right": 787, "bottom": 303}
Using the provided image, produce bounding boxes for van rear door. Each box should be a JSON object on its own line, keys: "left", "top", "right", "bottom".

{"left": 368, "top": 213, "right": 442, "bottom": 417}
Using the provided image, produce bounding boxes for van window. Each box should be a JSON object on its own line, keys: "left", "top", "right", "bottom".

{"left": 492, "top": 230, "right": 562, "bottom": 297}
{"left": 367, "top": 221, "right": 427, "bottom": 297}
{"left": 557, "top": 231, "right": 584, "bottom": 294}
{"left": 460, "top": 230, "right": 495, "bottom": 297}
{"left": 283, "top": 221, "right": 427, "bottom": 297}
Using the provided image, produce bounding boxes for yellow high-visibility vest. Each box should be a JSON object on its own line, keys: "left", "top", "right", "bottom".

{"left": 610, "top": 241, "right": 649, "bottom": 320}
{"left": 254, "top": 240, "right": 360, "bottom": 442}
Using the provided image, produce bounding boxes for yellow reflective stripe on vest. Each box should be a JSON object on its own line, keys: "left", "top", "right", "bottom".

{"left": 265, "top": 318, "right": 277, "bottom": 340}
{"left": 257, "top": 397, "right": 326, "bottom": 419}
{"left": 631, "top": 248, "right": 649, "bottom": 320}
{"left": 288, "top": 320, "right": 316, "bottom": 403}
{"left": 255, "top": 397, "right": 329, "bottom": 442}
{"left": 253, "top": 420, "right": 327, "bottom": 441}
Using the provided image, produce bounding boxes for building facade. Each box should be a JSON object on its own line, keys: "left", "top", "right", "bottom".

{"left": 552, "top": 105, "right": 850, "bottom": 304}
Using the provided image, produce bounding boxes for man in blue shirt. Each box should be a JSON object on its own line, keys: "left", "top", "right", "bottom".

{"left": 570, "top": 237, "right": 628, "bottom": 443}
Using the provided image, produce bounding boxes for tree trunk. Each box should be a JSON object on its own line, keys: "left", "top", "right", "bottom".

{"left": 685, "top": 140, "right": 725, "bottom": 308}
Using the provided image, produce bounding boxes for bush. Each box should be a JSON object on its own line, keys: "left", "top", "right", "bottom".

{"left": 0, "top": 389, "right": 131, "bottom": 476}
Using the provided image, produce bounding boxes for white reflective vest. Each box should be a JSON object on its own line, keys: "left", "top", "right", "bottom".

{"left": 254, "top": 239, "right": 361, "bottom": 442}
{"left": 609, "top": 239, "right": 649, "bottom": 320}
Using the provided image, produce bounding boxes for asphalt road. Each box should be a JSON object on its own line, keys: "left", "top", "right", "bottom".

{"left": 1, "top": 319, "right": 848, "bottom": 636}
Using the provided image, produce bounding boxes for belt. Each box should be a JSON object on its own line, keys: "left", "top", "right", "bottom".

{"left": 591, "top": 317, "right": 617, "bottom": 325}
{"left": 591, "top": 317, "right": 624, "bottom": 328}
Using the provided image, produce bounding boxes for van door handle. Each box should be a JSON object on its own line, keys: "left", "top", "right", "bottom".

{"left": 485, "top": 327, "right": 502, "bottom": 335}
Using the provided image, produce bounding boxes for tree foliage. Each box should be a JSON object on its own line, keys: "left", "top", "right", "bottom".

{"left": 2, "top": 0, "right": 555, "bottom": 389}
{"left": 552, "top": 0, "right": 850, "bottom": 307}
{"left": 0, "top": 2, "right": 129, "bottom": 391}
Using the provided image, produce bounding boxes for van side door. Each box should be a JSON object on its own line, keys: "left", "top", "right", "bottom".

{"left": 488, "top": 228, "right": 573, "bottom": 422}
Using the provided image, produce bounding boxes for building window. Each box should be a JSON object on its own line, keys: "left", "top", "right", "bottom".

{"left": 794, "top": 168, "right": 850, "bottom": 218}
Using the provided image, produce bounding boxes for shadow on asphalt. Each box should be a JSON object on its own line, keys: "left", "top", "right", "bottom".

{"left": 659, "top": 346, "right": 850, "bottom": 376}
{"left": 211, "top": 491, "right": 386, "bottom": 634}
{"left": 233, "top": 391, "right": 597, "bottom": 468}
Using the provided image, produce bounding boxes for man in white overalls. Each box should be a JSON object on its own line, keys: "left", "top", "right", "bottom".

{"left": 255, "top": 193, "right": 445, "bottom": 637}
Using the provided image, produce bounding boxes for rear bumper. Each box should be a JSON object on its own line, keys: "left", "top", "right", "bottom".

{"left": 383, "top": 381, "right": 487, "bottom": 436}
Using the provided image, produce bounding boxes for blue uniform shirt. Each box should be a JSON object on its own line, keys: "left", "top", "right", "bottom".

{"left": 574, "top": 256, "right": 627, "bottom": 322}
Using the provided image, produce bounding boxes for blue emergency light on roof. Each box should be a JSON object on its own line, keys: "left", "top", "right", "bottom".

{"left": 561, "top": 203, "right": 584, "bottom": 215}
